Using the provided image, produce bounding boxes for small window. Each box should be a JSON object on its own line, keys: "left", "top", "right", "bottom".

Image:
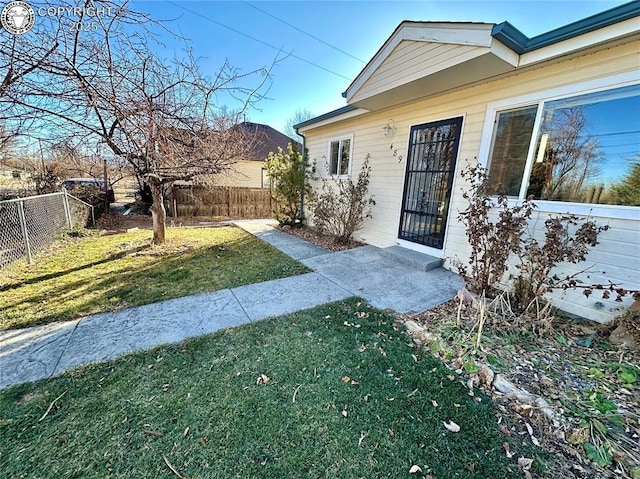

{"left": 486, "top": 106, "right": 537, "bottom": 196}
{"left": 328, "top": 136, "right": 352, "bottom": 176}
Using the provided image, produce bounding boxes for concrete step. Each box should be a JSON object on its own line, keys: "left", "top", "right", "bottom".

{"left": 380, "top": 245, "right": 442, "bottom": 272}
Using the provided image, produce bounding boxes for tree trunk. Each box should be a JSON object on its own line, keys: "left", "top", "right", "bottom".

{"left": 148, "top": 177, "right": 166, "bottom": 244}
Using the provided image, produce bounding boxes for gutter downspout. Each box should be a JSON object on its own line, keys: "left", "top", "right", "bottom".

{"left": 297, "top": 127, "right": 307, "bottom": 224}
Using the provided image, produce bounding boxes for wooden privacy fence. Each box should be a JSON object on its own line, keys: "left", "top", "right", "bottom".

{"left": 169, "top": 186, "right": 272, "bottom": 218}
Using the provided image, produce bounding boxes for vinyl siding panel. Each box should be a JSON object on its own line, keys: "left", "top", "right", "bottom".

{"left": 304, "top": 40, "right": 640, "bottom": 321}
{"left": 352, "top": 41, "right": 488, "bottom": 103}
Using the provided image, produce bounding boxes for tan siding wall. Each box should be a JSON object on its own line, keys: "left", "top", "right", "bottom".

{"left": 213, "top": 160, "right": 266, "bottom": 188}
{"left": 352, "top": 41, "right": 487, "bottom": 103}
{"left": 304, "top": 40, "right": 640, "bottom": 322}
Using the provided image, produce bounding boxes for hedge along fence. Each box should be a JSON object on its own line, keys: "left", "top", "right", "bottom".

{"left": 169, "top": 186, "right": 272, "bottom": 219}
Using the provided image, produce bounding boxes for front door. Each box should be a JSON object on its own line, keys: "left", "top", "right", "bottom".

{"left": 398, "top": 117, "right": 462, "bottom": 249}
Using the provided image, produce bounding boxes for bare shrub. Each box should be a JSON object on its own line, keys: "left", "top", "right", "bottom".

{"left": 454, "top": 162, "right": 614, "bottom": 335}
{"left": 512, "top": 215, "right": 609, "bottom": 311}
{"left": 311, "top": 155, "right": 375, "bottom": 244}
{"left": 452, "top": 163, "right": 534, "bottom": 298}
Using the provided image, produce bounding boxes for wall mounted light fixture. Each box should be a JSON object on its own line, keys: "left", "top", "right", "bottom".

{"left": 382, "top": 119, "right": 396, "bottom": 137}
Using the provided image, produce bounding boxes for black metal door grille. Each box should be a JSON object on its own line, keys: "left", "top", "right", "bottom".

{"left": 398, "top": 117, "right": 462, "bottom": 249}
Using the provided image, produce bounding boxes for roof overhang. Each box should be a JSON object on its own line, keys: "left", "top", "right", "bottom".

{"left": 295, "top": 105, "right": 369, "bottom": 134}
{"left": 299, "top": 2, "right": 640, "bottom": 131}
{"left": 343, "top": 22, "right": 519, "bottom": 110}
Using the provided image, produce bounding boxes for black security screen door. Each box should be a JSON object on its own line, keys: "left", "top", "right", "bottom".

{"left": 398, "top": 117, "right": 462, "bottom": 249}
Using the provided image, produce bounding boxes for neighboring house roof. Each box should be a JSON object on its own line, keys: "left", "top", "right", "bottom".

{"left": 239, "top": 122, "right": 300, "bottom": 161}
{"left": 297, "top": 1, "right": 640, "bottom": 129}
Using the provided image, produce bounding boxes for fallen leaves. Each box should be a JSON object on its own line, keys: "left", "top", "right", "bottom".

{"left": 524, "top": 422, "right": 541, "bottom": 447}
{"left": 518, "top": 457, "right": 534, "bottom": 479}
{"left": 518, "top": 456, "right": 534, "bottom": 470}
{"left": 343, "top": 321, "right": 361, "bottom": 328}
{"left": 443, "top": 420, "right": 461, "bottom": 433}
{"left": 341, "top": 376, "right": 359, "bottom": 386}
{"left": 503, "top": 442, "right": 514, "bottom": 458}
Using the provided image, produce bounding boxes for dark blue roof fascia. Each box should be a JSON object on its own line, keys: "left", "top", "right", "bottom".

{"left": 490, "top": 22, "right": 529, "bottom": 53}
{"left": 492, "top": 1, "right": 640, "bottom": 54}
{"left": 294, "top": 105, "right": 357, "bottom": 130}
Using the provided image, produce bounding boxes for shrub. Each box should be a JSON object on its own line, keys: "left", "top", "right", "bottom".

{"left": 311, "top": 155, "right": 375, "bottom": 244}
{"left": 265, "top": 143, "right": 311, "bottom": 227}
{"left": 452, "top": 164, "right": 534, "bottom": 298}
{"left": 454, "top": 162, "right": 612, "bottom": 326}
{"left": 512, "top": 214, "right": 609, "bottom": 310}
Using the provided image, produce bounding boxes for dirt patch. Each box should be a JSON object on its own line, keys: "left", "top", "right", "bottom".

{"left": 16, "top": 391, "right": 46, "bottom": 406}
{"left": 278, "top": 225, "right": 365, "bottom": 252}
{"left": 402, "top": 300, "right": 639, "bottom": 479}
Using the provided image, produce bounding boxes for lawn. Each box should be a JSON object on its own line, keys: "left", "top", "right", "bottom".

{"left": 0, "top": 226, "right": 309, "bottom": 330}
{"left": 0, "top": 299, "right": 537, "bottom": 479}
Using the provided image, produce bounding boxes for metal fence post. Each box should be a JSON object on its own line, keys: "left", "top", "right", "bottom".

{"left": 17, "top": 199, "right": 33, "bottom": 264}
{"left": 62, "top": 189, "right": 72, "bottom": 228}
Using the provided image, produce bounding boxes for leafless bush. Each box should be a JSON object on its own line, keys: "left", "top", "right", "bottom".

{"left": 311, "top": 155, "right": 375, "bottom": 244}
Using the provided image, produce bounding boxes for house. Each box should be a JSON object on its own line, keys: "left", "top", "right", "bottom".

{"left": 0, "top": 165, "right": 32, "bottom": 199}
{"left": 212, "top": 122, "right": 300, "bottom": 188}
{"left": 296, "top": 2, "right": 640, "bottom": 322}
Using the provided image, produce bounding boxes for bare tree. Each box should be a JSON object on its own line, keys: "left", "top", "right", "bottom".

{"left": 1, "top": 0, "right": 276, "bottom": 243}
{"left": 284, "top": 108, "right": 314, "bottom": 142}
{"left": 529, "top": 107, "right": 603, "bottom": 202}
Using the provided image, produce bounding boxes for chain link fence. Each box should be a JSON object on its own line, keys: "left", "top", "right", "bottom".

{"left": 0, "top": 191, "right": 94, "bottom": 270}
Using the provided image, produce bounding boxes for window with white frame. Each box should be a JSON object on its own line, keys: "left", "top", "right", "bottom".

{"left": 328, "top": 136, "right": 352, "bottom": 176}
{"left": 486, "top": 83, "right": 640, "bottom": 206}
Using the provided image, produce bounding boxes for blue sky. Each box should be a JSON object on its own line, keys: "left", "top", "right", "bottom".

{"left": 133, "top": 0, "right": 630, "bottom": 135}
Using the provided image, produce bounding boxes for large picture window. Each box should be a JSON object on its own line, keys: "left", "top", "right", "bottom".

{"left": 486, "top": 83, "right": 640, "bottom": 206}
{"left": 328, "top": 136, "right": 352, "bottom": 176}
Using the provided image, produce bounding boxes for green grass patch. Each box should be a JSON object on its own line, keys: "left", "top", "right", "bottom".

{"left": 0, "top": 299, "right": 531, "bottom": 478}
{"left": 0, "top": 226, "right": 308, "bottom": 330}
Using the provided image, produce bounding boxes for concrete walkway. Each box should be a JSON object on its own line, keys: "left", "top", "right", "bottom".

{"left": 232, "top": 220, "right": 462, "bottom": 314}
{"left": 0, "top": 220, "right": 462, "bottom": 390}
